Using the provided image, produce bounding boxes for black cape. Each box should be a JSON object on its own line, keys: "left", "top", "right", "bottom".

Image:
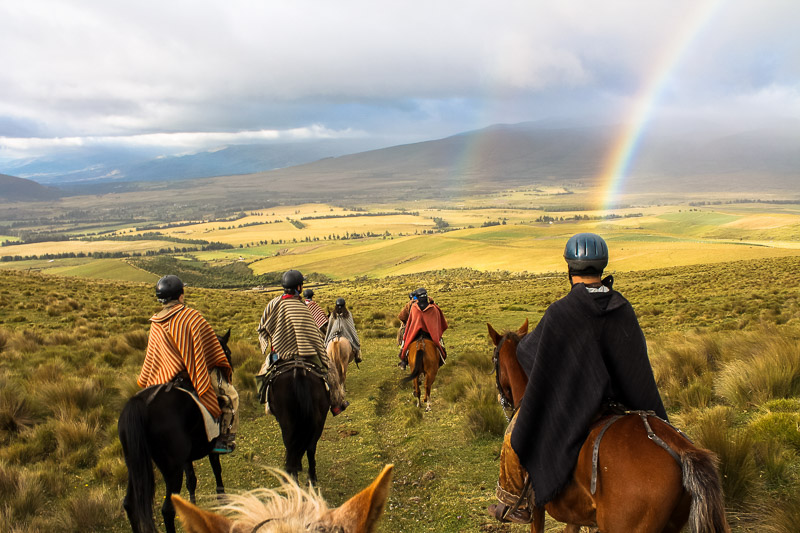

{"left": 510, "top": 282, "right": 667, "bottom": 507}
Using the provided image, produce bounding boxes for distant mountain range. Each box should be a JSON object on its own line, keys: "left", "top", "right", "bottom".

{"left": 0, "top": 173, "right": 61, "bottom": 201}
{"left": 1, "top": 121, "right": 798, "bottom": 203}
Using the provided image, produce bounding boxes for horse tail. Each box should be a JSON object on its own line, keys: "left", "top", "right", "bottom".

{"left": 402, "top": 345, "right": 425, "bottom": 383}
{"left": 118, "top": 395, "right": 157, "bottom": 533}
{"left": 681, "top": 448, "right": 731, "bottom": 533}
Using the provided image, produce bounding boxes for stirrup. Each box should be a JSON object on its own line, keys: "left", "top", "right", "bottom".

{"left": 212, "top": 439, "right": 236, "bottom": 454}
{"left": 487, "top": 502, "right": 532, "bottom": 524}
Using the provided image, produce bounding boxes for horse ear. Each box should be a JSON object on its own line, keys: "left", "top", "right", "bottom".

{"left": 325, "top": 464, "right": 393, "bottom": 533}
{"left": 517, "top": 318, "right": 529, "bottom": 337}
{"left": 487, "top": 323, "right": 501, "bottom": 346}
{"left": 171, "top": 494, "right": 233, "bottom": 533}
{"left": 222, "top": 328, "right": 231, "bottom": 342}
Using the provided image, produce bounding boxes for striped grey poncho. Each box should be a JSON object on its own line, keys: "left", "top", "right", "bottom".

{"left": 257, "top": 294, "right": 329, "bottom": 371}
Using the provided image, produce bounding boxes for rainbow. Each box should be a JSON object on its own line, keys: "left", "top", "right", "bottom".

{"left": 598, "top": 0, "right": 723, "bottom": 211}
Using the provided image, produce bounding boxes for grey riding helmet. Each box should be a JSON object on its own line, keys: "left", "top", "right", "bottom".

{"left": 156, "top": 275, "right": 184, "bottom": 303}
{"left": 281, "top": 269, "right": 305, "bottom": 290}
{"left": 563, "top": 233, "right": 608, "bottom": 275}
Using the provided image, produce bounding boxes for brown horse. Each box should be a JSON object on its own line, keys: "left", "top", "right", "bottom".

{"left": 487, "top": 320, "right": 731, "bottom": 533}
{"left": 327, "top": 336, "right": 354, "bottom": 412}
{"left": 173, "top": 464, "right": 393, "bottom": 533}
{"left": 402, "top": 334, "right": 441, "bottom": 411}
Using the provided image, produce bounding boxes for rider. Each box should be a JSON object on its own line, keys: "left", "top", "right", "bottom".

{"left": 303, "top": 288, "right": 329, "bottom": 336}
{"left": 138, "top": 275, "right": 239, "bottom": 454}
{"left": 397, "top": 288, "right": 448, "bottom": 369}
{"left": 257, "top": 269, "right": 331, "bottom": 408}
{"left": 324, "top": 297, "right": 362, "bottom": 364}
{"left": 489, "top": 233, "right": 668, "bottom": 523}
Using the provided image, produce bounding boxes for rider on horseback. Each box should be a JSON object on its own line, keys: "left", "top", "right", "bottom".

{"left": 489, "top": 233, "right": 668, "bottom": 523}
{"left": 324, "top": 297, "right": 362, "bottom": 364}
{"left": 303, "top": 288, "right": 329, "bottom": 336}
{"left": 138, "top": 275, "right": 239, "bottom": 454}
{"left": 257, "top": 270, "right": 331, "bottom": 410}
{"left": 397, "top": 288, "right": 447, "bottom": 369}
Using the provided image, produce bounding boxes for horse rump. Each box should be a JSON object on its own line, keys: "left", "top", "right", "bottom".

{"left": 118, "top": 394, "right": 157, "bottom": 533}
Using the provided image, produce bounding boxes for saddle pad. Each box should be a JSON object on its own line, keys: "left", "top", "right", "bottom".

{"left": 177, "top": 388, "right": 220, "bottom": 442}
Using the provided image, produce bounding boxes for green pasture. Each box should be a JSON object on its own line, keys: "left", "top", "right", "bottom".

{"left": 2, "top": 258, "right": 800, "bottom": 531}
{"left": 0, "top": 257, "right": 157, "bottom": 283}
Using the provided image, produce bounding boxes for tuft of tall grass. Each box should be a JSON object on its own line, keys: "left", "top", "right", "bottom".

{"left": 53, "top": 416, "right": 101, "bottom": 469}
{"left": 692, "top": 407, "right": 759, "bottom": 508}
{"left": 650, "top": 335, "right": 717, "bottom": 409}
{"left": 765, "top": 492, "right": 800, "bottom": 533}
{"left": 748, "top": 411, "right": 800, "bottom": 452}
{"left": 0, "top": 380, "right": 39, "bottom": 435}
{"left": 716, "top": 336, "right": 800, "bottom": 409}
{"left": 123, "top": 330, "right": 148, "bottom": 351}
{"left": 463, "top": 384, "right": 506, "bottom": 438}
{"left": 403, "top": 405, "right": 423, "bottom": 428}
{"left": 58, "top": 486, "right": 123, "bottom": 533}
{"left": 229, "top": 340, "right": 261, "bottom": 370}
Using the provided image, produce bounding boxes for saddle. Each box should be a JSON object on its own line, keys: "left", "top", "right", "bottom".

{"left": 256, "top": 356, "right": 329, "bottom": 405}
{"left": 136, "top": 372, "right": 220, "bottom": 441}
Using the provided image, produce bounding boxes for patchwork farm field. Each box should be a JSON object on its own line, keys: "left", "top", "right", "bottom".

{"left": 2, "top": 198, "right": 800, "bottom": 282}
{"left": 2, "top": 256, "right": 800, "bottom": 532}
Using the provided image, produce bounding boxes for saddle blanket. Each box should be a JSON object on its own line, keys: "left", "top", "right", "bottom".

{"left": 142, "top": 383, "right": 220, "bottom": 441}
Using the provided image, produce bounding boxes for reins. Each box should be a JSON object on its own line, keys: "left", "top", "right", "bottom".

{"left": 492, "top": 335, "right": 516, "bottom": 422}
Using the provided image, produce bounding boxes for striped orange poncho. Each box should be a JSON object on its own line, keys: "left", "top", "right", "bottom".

{"left": 138, "top": 304, "right": 231, "bottom": 418}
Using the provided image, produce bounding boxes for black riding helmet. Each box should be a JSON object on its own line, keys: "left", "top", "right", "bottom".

{"left": 303, "top": 288, "right": 314, "bottom": 300}
{"left": 564, "top": 233, "right": 608, "bottom": 275}
{"left": 335, "top": 297, "right": 346, "bottom": 307}
{"left": 281, "top": 269, "right": 305, "bottom": 293}
{"left": 156, "top": 275, "right": 184, "bottom": 303}
{"left": 414, "top": 287, "right": 429, "bottom": 310}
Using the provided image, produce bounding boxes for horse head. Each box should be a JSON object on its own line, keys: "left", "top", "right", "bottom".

{"left": 172, "top": 464, "right": 394, "bottom": 533}
{"left": 487, "top": 319, "right": 528, "bottom": 413}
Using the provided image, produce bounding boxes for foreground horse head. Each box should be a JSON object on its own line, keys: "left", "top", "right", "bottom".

{"left": 173, "top": 464, "right": 394, "bottom": 533}
{"left": 326, "top": 337, "right": 353, "bottom": 412}
{"left": 488, "top": 322, "right": 731, "bottom": 533}
{"left": 119, "top": 331, "right": 233, "bottom": 533}
{"left": 401, "top": 335, "right": 440, "bottom": 411}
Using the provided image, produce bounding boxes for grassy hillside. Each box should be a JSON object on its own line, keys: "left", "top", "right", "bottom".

{"left": 2, "top": 257, "right": 800, "bottom": 531}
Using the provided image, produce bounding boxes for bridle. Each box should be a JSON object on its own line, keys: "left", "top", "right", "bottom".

{"left": 491, "top": 335, "right": 516, "bottom": 422}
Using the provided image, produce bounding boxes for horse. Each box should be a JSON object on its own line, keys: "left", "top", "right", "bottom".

{"left": 487, "top": 320, "right": 731, "bottom": 533}
{"left": 402, "top": 332, "right": 441, "bottom": 411}
{"left": 172, "top": 464, "right": 394, "bottom": 533}
{"left": 267, "top": 358, "right": 330, "bottom": 484}
{"left": 327, "top": 336, "right": 354, "bottom": 413}
{"left": 118, "top": 329, "right": 232, "bottom": 533}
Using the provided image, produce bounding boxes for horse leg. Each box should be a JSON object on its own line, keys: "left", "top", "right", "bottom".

{"left": 414, "top": 375, "right": 421, "bottom": 408}
{"left": 530, "top": 506, "right": 546, "bottom": 533}
{"left": 307, "top": 440, "right": 319, "bottom": 486}
{"left": 208, "top": 453, "right": 225, "bottom": 495}
{"left": 184, "top": 461, "right": 198, "bottom": 504}
{"left": 161, "top": 466, "right": 184, "bottom": 533}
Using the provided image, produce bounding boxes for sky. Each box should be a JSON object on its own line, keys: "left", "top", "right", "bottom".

{"left": 0, "top": 0, "right": 798, "bottom": 162}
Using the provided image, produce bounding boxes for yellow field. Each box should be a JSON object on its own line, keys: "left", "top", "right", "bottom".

{"left": 4, "top": 194, "right": 800, "bottom": 281}
{"left": 0, "top": 239, "right": 185, "bottom": 257}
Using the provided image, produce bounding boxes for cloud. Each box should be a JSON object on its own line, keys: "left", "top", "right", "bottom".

{"left": 0, "top": 0, "right": 797, "bottom": 160}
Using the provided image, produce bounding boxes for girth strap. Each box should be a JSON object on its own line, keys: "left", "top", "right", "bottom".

{"left": 590, "top": 411, "right": 682, "bottom": 495}
{"left": 591, "top": 415, "right": 622, "bottom": 494}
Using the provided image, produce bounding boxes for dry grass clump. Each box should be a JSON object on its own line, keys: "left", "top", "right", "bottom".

{"left": 650, "top": 334, "right": 721, "bottom": 410}
{"left": 715, "top": 334, "right": 800, "bottom": 409}
{"left": 57, "top": 486, "right": 123, "bottom": 533}
{"left": 53, "top": 416, "right": 102, "bottom": 469}
{"left": 691, "top": 406, "right": 759, "bottom": 509}
{"left": 463, "top": 384, "right": 506, "bottom": 438}
{"left": 123, "top": 329, "right": 149, "bottom": 351}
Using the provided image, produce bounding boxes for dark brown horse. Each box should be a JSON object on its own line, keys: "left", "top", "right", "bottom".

{"left": 487, "top": 321, "right": 731, "bottom": 533}
{"left": 402, "top": 333, "right": 441, "bottom": 411}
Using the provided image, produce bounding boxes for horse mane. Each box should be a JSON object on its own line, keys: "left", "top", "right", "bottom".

{"left": 211, "top": 469, "right": 333, "bottom": 532}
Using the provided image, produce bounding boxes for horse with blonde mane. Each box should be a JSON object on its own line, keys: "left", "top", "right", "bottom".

{"left": 326, "top": 337, "right": 354, "bottom": 414}
{"left": 172, "top": 464, "right": 393, "bottom": 533}
{"left": 488, "top": 320, "right": 730, "bottom": 533}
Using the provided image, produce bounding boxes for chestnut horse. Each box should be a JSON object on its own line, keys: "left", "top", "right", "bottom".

{"left": 173, "top": 464, "right": 394, "bottom": 533}
{"left": 402, "top": 333, "right": 440, "bottom": 411}
{"left": 327, "top": 336, "right": 354, "bottom": 412}
{"left": 487, "top": 321, "right": 731, "bottom": 533}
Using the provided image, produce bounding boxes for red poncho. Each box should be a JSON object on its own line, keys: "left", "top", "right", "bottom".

{"left": 400, "top": 302, "right": 448, "bottom": 356}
